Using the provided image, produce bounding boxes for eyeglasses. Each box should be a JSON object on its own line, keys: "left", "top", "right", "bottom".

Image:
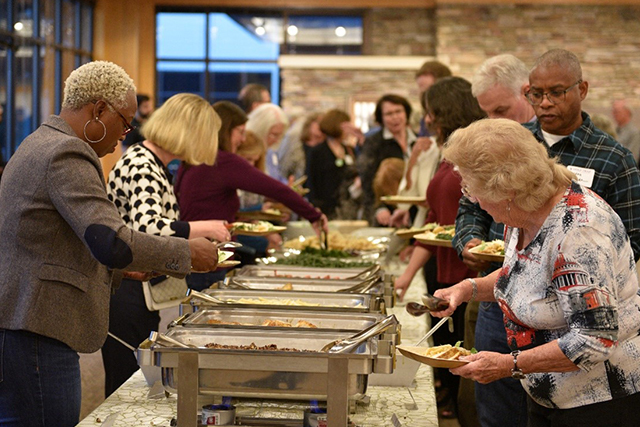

{"left": 525, "top": 80, "right": 582, "bottom": 106}
{"left": 103, "top": 99, "right": 135, "bottom": 135}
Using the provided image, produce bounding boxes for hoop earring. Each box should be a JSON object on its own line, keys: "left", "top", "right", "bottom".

{"left": 83, "top": 117, "right": 106, "bottom": 144}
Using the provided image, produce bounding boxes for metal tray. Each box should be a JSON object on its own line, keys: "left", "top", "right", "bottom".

{"left": 234, "top": 265, "right": 381, "bottom": 281}
{"left": 184, "top": 289, "right": 382, "bottom": 314}
{"left": 174, "top": 308, "right": 387, "bottom": 333}
{"left": 138, "top": 327, "right": 387, "bottom": 399}
{"left": 221, "top": 276, "right": 385, "bottom": 295}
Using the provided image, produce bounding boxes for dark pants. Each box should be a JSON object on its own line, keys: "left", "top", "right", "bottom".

{"left": 0, "top": 329, "right": 81, "bottom": 427}
{"left": 475, "top": 301, "right": 528, "bottom": 427}
{"left": 528, "top": 392, "right": 640, "bottom": 427}
{"left": 101, "top": 279, "right": 160, "bottom": 397}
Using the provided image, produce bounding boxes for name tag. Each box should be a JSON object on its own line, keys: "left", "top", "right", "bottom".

{"left": 505, "top": 229, "right": 518, "bottom": 260}
{"left": 567, "top": 166, "right": 595, "bottom": 188}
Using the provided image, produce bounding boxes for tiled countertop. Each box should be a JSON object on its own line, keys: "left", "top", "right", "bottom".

{"left": 77, "top": 260, "right": 437, "bottom": 427}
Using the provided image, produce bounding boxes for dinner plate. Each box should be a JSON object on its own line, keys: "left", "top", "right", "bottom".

{"left": 396, "top": 346, "right": 469, "bottom": 368}
{"left": 469, "top": 246, "right": 505, "bottom": 263}
{"left": 380, "top": 195, "right": 426, "bottom": 205}
{"left": 413, "top": 233, "right": 453, "bottom": 247}
{"left": 217, "top": 260, "right": 241, "bottom": 269}
{"left": 395, "top": 228, "right": 432, "bottom": 239}
{"left": 233, "top": 226, "right": 287, "bottom": 237}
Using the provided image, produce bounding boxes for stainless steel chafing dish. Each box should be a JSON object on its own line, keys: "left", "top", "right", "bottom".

{"left": 181, "top": 288, "right": 384, "bottom": 315}
{"left": 138, "top": 321, "right": 397, "bottom": 427}
{"left": 235, "top": 264, "right": 383, "bottom": 281}
{"left": 171, "top": 307, "right": 395, "bottom": 335}
{"left": 222, "top": 275, "right": 384, "bottom": 294}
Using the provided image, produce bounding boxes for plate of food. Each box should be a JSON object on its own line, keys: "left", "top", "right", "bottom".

{"left": 217, "top": 250, "right": 241, "bottom": 269}
{"left": 469, "top": 240, "right": 505, "bottom": 263}
{"left": 380, "top": 195, "right": 426, "bottom": 205}
{"left": 395, "top": 222, "right": 439, "bottom": 239}
{"left": 413, "top": 225, "right": 455, "bottom": 247}
{"left": 396, "top": 343, "right": 474, "bottom": 368}
{"left": 229, "top": 221, "right": 286, "bottom": 236}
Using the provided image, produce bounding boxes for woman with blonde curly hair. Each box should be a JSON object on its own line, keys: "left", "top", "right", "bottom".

{"left": 102, "top": 93, "right": 229, "bottom": 397}
{"left": 0, "top": 61, "right": 218, "bottom": 426}
{"left": 432, "top": 118, "right": 640, "bottom": 426}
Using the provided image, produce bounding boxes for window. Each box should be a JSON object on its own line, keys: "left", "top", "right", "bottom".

{"left": 0, "top": 0, "right": 93, "bottom": 163}
{"left": 155, "top": 9, "right": 363, "bottom": 107}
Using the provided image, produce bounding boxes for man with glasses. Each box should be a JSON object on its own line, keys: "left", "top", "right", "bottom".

{"left": 453, "top": 48, "right": 640, "bottom": 427}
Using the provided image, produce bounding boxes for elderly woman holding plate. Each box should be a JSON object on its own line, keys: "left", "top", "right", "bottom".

{"left": 433, "top": 118, "right": 640, "bottom": 427}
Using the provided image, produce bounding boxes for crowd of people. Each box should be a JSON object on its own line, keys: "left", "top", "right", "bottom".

{"left": 1, "top": 46, "right": 640, "bottom": 427}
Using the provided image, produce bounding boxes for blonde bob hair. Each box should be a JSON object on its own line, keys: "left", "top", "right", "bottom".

{"left": 62, "top": 61, "right": 136, "bottom": 110}
{"left": 246, "top": 103, "right": 289, "bottom": 147}
{"left": 443, "top": 118, "right": 575, "bottom": 212}
{"left": 236, "top": 130, "right": 266, "bottom": 172}
{"left": 141, "top": 93, "right": 221, "bottom": 166}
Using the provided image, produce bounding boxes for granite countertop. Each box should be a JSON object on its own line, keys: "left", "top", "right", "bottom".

{"left": 77, "top": 260, "right": 438, "bottom": 427}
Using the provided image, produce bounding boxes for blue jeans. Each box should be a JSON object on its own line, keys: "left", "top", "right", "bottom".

{"left": 0, "top": 329, "right": 81, "bottom": 427}
{"left": 474, "top": 302, "right": 528, "bottom": 427}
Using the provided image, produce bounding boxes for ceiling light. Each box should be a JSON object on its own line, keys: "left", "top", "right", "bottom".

{"left": 287, "top": 25, "right": 298, "bottom": 36}
{"left": 255, "top": 26, "right": 266, "bottom": 36}
{"left": 14, "top": 21, "right": 24, "bottom": 31}
{"left": 335, "top": 26, "right": 346, "bottom": 37}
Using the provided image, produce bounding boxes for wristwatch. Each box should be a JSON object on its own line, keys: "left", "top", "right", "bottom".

{"left": 510, "top": 350, "right": 526, "bottom": 380}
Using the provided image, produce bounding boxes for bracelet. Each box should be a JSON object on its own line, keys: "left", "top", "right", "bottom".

{"left": 465, "top": 278, "right": 478, "bottom": 303}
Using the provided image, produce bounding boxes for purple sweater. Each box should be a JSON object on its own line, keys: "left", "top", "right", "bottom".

{"left": 175, "top": 150, "right": 321, "bottom": 223}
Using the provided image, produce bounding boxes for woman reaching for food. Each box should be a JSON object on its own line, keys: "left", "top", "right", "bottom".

{"left": 432, "top": 118, "right": 640, "bottom": 427}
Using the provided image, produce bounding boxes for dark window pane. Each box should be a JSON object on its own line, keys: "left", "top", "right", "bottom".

{"left": 81, "top": 3, "right": 92, "bottom": 51}
{"left": 209, "top": 13, "right": 281, "bottom": 61}
{"left": 156, "top": 61, "right": 206, "bottom": 104}
{"left": 157, "top": 13, "right": 206, "bottom": 60}
{"left": 62, "top": 0, "right": 75, "bottom": 48}
{"left": 15, "top": 0, "right": 34, "bottom": 37}
{"left": 0, "top": 46, "right": 6, "bottom": 162}
{"left": 286, "top": 15, "right": 362, "bottom": 55}
{"left": 0, "top": 0, "right": 7, "bottom": 31}
{"left": 15, "top": 48, "right": 34, "bottom": 148}
{"left": 207, "top": 62, "right": 279, "bottom": 105}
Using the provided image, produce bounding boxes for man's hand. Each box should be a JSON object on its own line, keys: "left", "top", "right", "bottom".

{"left": 189, "top": 238, "right": 219, "bottom": 272}
{"left": 389, "top": 209, "right": 411, "bottom": 228}
{"left": 462, "top": 238, "right": 491, "bottom": 272}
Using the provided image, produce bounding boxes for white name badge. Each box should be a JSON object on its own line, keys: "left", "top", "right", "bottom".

{"left": 567, "top": 166, "right": 595, "bottom": 188}
{"left": 505, "top": 229, "right": 518, "bottom": 260}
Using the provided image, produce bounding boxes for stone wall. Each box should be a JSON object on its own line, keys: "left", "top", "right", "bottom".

{"left": 281, "top": 4, "right": 640, "bottom": 124}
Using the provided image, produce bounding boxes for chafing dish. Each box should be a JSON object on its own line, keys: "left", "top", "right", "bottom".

{"left": 221, "top": 276, "right": 385, "bottom": 294}
{"left": 138, "top": 325, "right": 396, "bottom": 426}
{"left": 171, "top": 307, "right": 396, "bottom": 336}
{"left": 235, "top": 264, "right": 381, "bottom": 280}
{"left": 181, "top": 288, "right": 384, "bottom": 315}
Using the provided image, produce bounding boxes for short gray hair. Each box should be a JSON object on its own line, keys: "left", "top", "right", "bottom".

{"left": 62, "top": 61, "right": 136, "bottom": 111}
{"left": 472, "top": 54, "right": 529, "bottom": 98}
{"left": 246, "top": 103, "right": 289, "bottom": 146}
{"left": 532, "top": 49, "right": 582, "bottom": 81}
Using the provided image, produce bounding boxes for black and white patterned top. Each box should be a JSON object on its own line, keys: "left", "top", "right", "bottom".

{"left": 107, "top": 144, "right": 189, "bottom": 238}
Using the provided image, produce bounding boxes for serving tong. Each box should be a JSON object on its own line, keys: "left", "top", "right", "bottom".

{"left": 321, "top": 314, "right": 398, "bottom": 353}
{"left": 148, "top": 330, "right": 198, "bottom": 348}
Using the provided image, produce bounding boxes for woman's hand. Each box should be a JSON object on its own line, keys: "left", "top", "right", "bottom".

{"left": 431, "top": 281, "right": 473, "bottom": 318}
{"left": 375, "top": 208, "right": 392, "bottom": 226}
{"left": 389, "top": 209, "right": 410, "bottom": 228}
{"left": 461, "top": 239, "right": 491, "bottom": 272}
{"left": 393, "top": 273, "right": 413, "bottom": 302}
{"left": 450, "top": 351, "right": 512, "bottom": 384}
{"left": 266, "top": 233, "right": 283, "bottom": 251}
{"left": 311, "top": 213, "right": 329, "bottom": 237}
{"left": 188, "top": 238, "right": 219, "bottom": 272}
{"left": 189, "top": 220, "right": 231, "bottom": 242}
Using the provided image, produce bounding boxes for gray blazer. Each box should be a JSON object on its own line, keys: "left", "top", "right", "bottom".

{"left": 0, "top": 116, "right": 192, "bottom": 353}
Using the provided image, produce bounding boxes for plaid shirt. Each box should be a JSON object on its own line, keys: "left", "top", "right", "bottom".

{"left": 453, "top": 112, "right": 640, "bottom": 265}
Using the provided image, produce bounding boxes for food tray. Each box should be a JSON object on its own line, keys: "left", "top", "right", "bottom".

{"left": 222, "top": 276, "right": 385, "bottom": 295}
{"left": 175, "top": 308, "right": 388, "bottom": 333}
{"left": 184, "top": 288, "right": 381, "bottom": 314}
{"left": 234, "top": 265, "right": 382, "bottom": 281}
{"left": 137, "top": 327, "right": 391, "bottom": 400}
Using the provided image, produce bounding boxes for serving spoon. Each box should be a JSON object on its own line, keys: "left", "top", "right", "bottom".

{"left": 405, "top": 293, "right": 449, "bottom": 316}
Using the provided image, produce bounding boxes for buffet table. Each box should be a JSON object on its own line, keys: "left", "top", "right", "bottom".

{"left": 77, "top": 261, "right": 438, "bottom": 427}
